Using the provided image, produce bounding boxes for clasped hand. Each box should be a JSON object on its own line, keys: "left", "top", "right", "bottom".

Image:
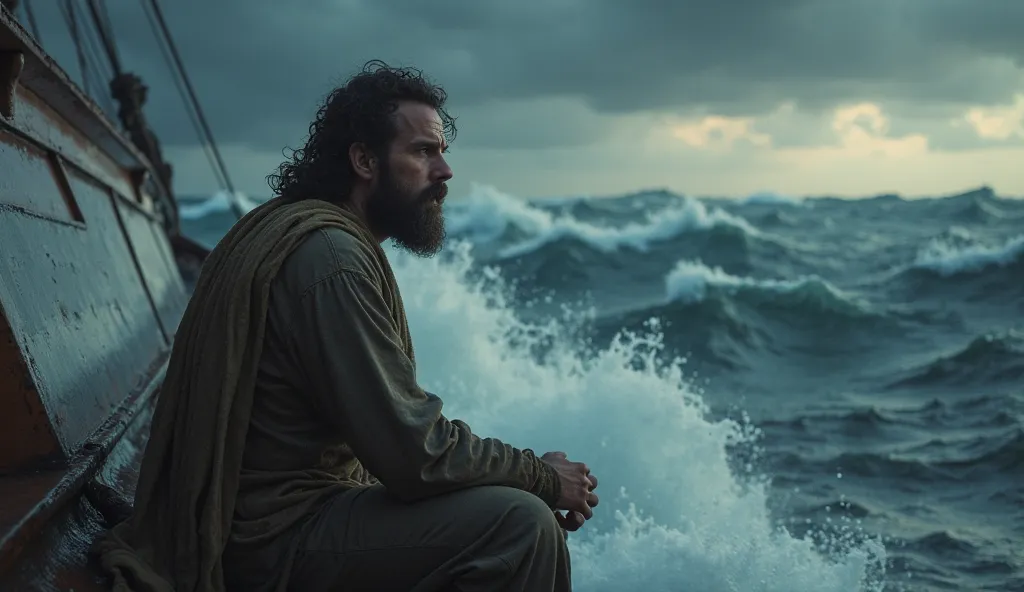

{"left": 541, "top": 451, "right": 598, "bottom": 532}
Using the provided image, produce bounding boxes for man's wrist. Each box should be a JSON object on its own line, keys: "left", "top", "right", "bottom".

{"left": 523, "top": 449, "right": 561, "bottom": 509}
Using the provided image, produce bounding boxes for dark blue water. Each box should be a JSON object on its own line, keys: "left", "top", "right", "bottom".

{"left": 181, "top": 186, "right": 1024, "bottom": 591}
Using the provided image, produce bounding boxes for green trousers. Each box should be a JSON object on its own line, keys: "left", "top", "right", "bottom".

{"left": 228, "top": 484, "right": 573, "bottom": 592}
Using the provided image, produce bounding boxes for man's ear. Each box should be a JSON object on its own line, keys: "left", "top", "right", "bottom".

{"left": 349, "top": 142, "right": 377, "bottom": 181}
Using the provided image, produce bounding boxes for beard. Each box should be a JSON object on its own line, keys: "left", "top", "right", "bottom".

{"left": 365, "top": 165, "right": 447, "bottom": 257}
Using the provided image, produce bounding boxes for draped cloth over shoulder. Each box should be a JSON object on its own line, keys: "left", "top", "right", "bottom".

{"left": 93, "top": 198, "right": 410, "bottom": 592}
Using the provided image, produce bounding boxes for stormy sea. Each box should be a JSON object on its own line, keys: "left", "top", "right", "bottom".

{"left": 178, "top": 185, "right": 1024, "bottom": 592}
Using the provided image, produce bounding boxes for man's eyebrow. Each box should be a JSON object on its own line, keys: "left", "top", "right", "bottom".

{"left": 410, "top": 137, "right": 449, "bottom": 152}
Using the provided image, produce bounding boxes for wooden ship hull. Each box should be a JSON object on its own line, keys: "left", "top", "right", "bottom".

{"left": 0, "top": 3, "right": 208, "bottom": 589}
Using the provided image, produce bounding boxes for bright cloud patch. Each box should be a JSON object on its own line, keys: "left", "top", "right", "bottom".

{"left": 962, "top": 94, "right": 1024, "bottom": 141}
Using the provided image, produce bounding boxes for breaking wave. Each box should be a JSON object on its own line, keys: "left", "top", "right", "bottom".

{"left": 177, "top": 191, "right": 261, "bottom": 220}
{"left": 385, "top": 243, "right": 887, "bottom": 591}
{"left": 446, "top": 184, "right": 759, "bottom": 259}
{"left": 663, "top": 260, "right": 866, "bottom": 317}
{"left": 911, "top": 232, "right": 1024, "bottom": 277}
{"left": 740, "top": 191, "right": 804, "bottom": 206}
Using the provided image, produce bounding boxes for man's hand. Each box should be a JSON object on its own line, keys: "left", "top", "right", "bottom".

{"left": 555, "top": 510, "right": 586, "bottom": 532}
{"left": 541, "top": 451, "right": 599, "bottom": 532}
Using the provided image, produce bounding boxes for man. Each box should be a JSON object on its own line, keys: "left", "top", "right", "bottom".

{"left": 97, "top": 61, "right": 598, "bottom": 592}
{"left": 235, "top": 60, "right": 601, "bottom": 591}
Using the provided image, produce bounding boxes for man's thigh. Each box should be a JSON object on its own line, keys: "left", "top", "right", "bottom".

{"left": 289, "top": 484, "right": 560, "bottom": 592}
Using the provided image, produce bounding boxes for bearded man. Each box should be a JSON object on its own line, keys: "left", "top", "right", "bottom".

{"left": 96, "top": 61, "right": 598, "bottom": 592}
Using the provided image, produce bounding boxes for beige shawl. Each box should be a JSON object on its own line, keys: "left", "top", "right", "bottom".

{"left": 94, "top": 197, "right": 409, "bottom": 591}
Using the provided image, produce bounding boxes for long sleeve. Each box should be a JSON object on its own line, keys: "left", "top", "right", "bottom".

{"left": 289, "top": 268, "right": 560, "bottom": 507}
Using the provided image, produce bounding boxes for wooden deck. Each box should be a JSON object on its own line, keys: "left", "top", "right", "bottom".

{"left": 1, "top": 6, "right": 191, "bottom": 589}
{"left": 0, "top": 371, "right": 158, "bottom": 591}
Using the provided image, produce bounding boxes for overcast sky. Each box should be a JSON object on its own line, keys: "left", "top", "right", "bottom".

{"left": 20, "top": 0, "right": 1024, "bottom": 200}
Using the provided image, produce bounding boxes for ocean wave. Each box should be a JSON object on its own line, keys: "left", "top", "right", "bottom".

{"left": 957, "top": 195, "right": 1021, "bottom": 222}
{"left": 445, "top": 184, "right": 759, "bottom": 259}
{"left": 911, "top": 232, "right": 1024, "bottom": 277}
{"left": 887, "top": 329, "right": 1024, "bottom": 389}
{"left": 880, "top": 395, "right": 1024, "bottom": 434}
{"left": 177, "top": 191, "right": 262, "bottom": 219}
{"left": 906, "top": 531, "right": 980, "bottom": 557}
{"left": 791, "top": 499, "right": 875, "bottom": 520}
{"left": 773, "top": 450, "right": 951, "bottom": 482}
{"left": 940, "top": 186, "right": 1024, "bottom": 220}
{"left": 949, "top": 394, "right": 1024, "bottom": 429}
{"left": 583, "top": 261, "right": 882, "bottom": 369}
{"left": 740, "top": 191, "right": 804, "bottom": 206}
{"left": 381, "top": 242, "right": 887, "bottom": 591}
{"left": 909, "top": 429, "right": 1024, "bottom": 474}
{"left": 755, "top": 210, "right": 801, "bottom": 227}
{"left": 592, "top": 297, "right": 772, "bottom": 372}
{"left": 898, "top": 528, "right": 1023, "bottom": 589}
{"left": 559, "top": 189, "right": 683, "bottom": 221}
{"left": 663, "top": 260, "right": 869, "bottom": 318}
{"left": 770, "top": 420, "right": 1023, "bottom": 483}
{"left": 761, "top": 408, "right": 899, "bottom": 435}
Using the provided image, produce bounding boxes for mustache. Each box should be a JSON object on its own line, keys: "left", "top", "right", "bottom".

{"left": 420, "top": 183, "right": 448, "bottom": 203}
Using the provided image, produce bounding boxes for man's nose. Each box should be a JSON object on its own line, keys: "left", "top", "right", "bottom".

{"left": 432, "top": 156, "right": 453, "bottom": 182}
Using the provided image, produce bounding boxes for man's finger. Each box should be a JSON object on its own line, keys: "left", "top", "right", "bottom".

{"left": 587, "top": 491, "right": 599, "bottom": 508}
{"left": 587, "top": 473, "right": 598, "bottom": 490}
{"left": 556, "top": 511, "right": 586, "bottom": 532}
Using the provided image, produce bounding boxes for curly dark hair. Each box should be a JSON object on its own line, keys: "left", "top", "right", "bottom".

{"left": 267, "top": 60, "right": 457, "bottom": 201}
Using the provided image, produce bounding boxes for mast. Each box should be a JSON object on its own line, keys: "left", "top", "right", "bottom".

{"left": 78, "top": 0, "right": 182, "bottom": 233}
{"left": 4, "top": 0, "right": 245, "bottom": 226}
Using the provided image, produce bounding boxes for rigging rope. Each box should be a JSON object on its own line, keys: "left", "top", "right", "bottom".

{"left": 18, "top": 0, "right": 243, "bottom": 218}
{"left": 56, "top": 0, "right": 120, "bottom": 122}
{"left": 140, "top": 0, "right": 229, "bottom": 195}
{"left": 84, "top": 0, "right": 122, "bottom": 76}
{"left": 145, "top": 0, "right": 238, "bottom": 202}
{"left": 57, "top": 0, "right": 90, "bottom": 97}
{"left": 77, "top": 13, "right": 121, "bottom": 119}
{"left": 19, "top": 0, "right": 42, "bottom": 44}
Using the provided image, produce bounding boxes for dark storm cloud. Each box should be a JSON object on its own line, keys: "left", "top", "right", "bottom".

{"left": 17, "top": 0, "right": 1024, "bottom": 150}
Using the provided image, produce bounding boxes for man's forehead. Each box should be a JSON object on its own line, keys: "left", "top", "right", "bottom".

{"left": 393, "top": 102, "right": 444, "bottom": 140}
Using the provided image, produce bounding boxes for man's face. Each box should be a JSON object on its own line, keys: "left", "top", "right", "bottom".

{"left": 365, "top": 101, "right": 453, "bottom": 257}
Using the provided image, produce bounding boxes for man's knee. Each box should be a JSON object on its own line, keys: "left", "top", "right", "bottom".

{"left": 486, "top": 487, "right": 563, "bottom": 542}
